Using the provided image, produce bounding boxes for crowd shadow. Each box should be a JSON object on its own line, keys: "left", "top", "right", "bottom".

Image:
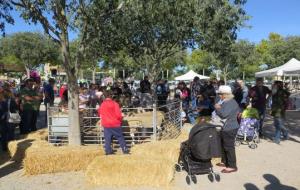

{"left": 244, "top": 174, "right": 298, "bottom": 190}
{"left": 0, "top": 139, "right": 33, "bottom": 178}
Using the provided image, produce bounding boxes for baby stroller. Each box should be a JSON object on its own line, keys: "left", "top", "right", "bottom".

{"left": 175, "top": 123, "right": 221, "bottom": 185}
{"left": 235, "top": 107, "right": 260, "bottom": 149}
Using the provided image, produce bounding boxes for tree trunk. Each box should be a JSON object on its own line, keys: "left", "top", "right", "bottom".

{"left": 61, "top": 37, "right": 81, "bottom": 145}
{"left": 25, "top": 67, "right": 30, "bottom": 78}
{"left": 92, "top": 68, "right": 96, "bottom": 84}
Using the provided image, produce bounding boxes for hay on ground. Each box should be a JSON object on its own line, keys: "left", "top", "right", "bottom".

{"left": 24, "top": 145, "right": 104, "bottom": 175}
{"left": 86, "top": 155, "right": 174, "bottom": 187}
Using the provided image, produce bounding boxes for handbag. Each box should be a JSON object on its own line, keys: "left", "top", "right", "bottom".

{"left": 7, "top": 98, "right": 21, "bottom": 124}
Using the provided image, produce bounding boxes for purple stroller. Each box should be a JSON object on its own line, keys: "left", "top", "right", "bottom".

{"left": 235, "top": 118, "right": 260, "bottom": 149}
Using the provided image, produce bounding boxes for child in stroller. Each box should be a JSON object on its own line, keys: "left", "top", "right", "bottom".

{"left": 175, "top": 122, "right": 221, "bottom": 185}
{"left": 236, "top": 107, "right": 260, "bottom": 149}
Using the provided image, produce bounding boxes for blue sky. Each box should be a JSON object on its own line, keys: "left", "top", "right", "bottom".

{"left": 5, "top": 0, "right": 300, "bottom": 43}
{"left": 238, "top": 0, "right": 300, "bottom": 43}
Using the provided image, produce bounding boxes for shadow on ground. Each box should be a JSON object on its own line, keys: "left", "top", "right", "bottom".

{"left": 0, "top": 139, "right": 34, "bottom": 178}
{"left": 0, "top": 110, "right": 46, "bottom": 178}
{"left": 244, "top": 173, "right": 298, "bottom": 190}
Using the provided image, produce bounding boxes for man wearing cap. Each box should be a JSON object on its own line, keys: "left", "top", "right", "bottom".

{"left": 271, "top": 81, "right": 290, "bottom": 144}
{"left": 214, "top": 85, "right": 240, "bottom": 173}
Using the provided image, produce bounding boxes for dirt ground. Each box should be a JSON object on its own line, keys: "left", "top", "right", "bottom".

{"left": 0, "top": 111, "right": 300, "bottom": 190}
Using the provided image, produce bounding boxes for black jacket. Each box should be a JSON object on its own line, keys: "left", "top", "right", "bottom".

{"left": 0, "top": 98, "right": 18, "bottom": 122}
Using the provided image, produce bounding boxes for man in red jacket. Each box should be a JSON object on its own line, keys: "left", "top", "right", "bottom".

{"left": 98, "top": 90, "right": 128, "bottom": 155}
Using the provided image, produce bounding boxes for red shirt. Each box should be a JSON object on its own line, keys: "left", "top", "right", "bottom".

{"left": 98, "top": 98, "right": 122, "bottom": 128}
{"left": 59, "top": 86, "right": 66, "bottom": 99}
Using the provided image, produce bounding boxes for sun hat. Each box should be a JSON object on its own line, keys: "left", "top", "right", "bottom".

{"left": 217, "top": 85, "right": 232, "bottom": 94}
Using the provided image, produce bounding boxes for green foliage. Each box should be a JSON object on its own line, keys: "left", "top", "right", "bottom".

{"left": 88, "top": 0, "right": 247, "bottom": 81}
{"left": 0, "top": 32, "right": 60, "bottom": 71}
{"left": 231, "top": 40, "right": 261, "bottom": 79}
{"left": 256, "top": 33, "right": 300, "bottom": 70}
{"left": 185, "top": 49, "right": 216, "bottom": 74}
{"left": 0, "top": 1, "right": 14, "bottom": 35}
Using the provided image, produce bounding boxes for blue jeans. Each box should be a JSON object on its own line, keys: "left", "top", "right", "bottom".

{"left": 257, "top": 108, "right": 266, "bottom": 136}
{"left": 191, "top": 96, "right": 197, "bottom": 110}
{"left": 274, "top": 117, "right": 288, "bottom": 142}
{"left": 103, "top": 127, "right": 127, "bottom": 154}
{"left": 188, "top": 111, "right": 199, "bottom": 125}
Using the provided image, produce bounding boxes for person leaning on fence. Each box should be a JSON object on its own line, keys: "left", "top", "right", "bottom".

{"left": 98, "top": 90, "right": 129, "bottom": 155}
{"left": 214, "top": 85, "right": 240, "bottom": 173}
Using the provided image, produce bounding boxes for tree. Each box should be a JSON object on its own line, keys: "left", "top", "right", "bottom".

{"left": 0, "top": 32, "right": 60, "bottom": 76}
{"left": 231, "top": 40, "right": 261, "bottom": 80}
{"left": 186, "top": 49, "right": 216, "bottom": 76}
{"left": 194, "top": 0, "right": 249, "bottom": 83}
{"left": 89, "top": 0, "right": 247, "bottom": 82}
{"left": 90, "top": 0, "right": 197, "bottom": 81}
{"left": 256, "top": 33, "right": 300, "bottom": 70}
{"left": 12, "top": 0, "right": 124, "bottom": 145}
{"left": 0, "top": 1, "right": 13, "bottom": 35}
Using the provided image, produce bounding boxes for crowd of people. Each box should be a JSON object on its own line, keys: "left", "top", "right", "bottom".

{"left": 0, "top": 74, "right": 292, "bottom": 174}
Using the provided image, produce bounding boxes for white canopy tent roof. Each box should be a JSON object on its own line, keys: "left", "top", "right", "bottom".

{"left": 175, "top": 70, "right": 210, "bottom": 81}
{"left": 255, "top": 58, "right": 300, "bottom": 77}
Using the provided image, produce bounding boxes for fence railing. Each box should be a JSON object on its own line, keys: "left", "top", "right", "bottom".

{"left": 47, "top": 100, "right": 182, "bottom": 146}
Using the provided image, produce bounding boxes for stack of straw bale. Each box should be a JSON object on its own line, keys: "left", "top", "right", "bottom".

{"left": 85, "top": 125, "right": 191, "bottom": 188}
{"left": 86, "top": 155, "right": 175, "bottom": 188}
{"left": 24, "top": 145, "right": 104, "bottom": 175}
{"left": 8, "top": 128, "right": 105, "bottom": 175}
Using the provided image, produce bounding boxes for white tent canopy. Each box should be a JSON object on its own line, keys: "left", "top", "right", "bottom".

{"left": 255, "top": 58, "right": 300, "bottom": 77}
{"left": 175, "top": 70, "right": 210, "bottom": 81}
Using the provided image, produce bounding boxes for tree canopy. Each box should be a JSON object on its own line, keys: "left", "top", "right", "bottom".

{"left": 0, "top": 32, "right": 60, "bottom": 75}
{"left": 88, "top": 0, "right": 248, "bottom": 81}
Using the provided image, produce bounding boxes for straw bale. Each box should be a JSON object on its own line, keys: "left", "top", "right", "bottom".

{"left": 86, "top": 155, "right": 175, "bottom": 187}
{"left": 8, "top": 128, "right": 49, "bottom": 160}
{"left": 25, "top": 128, "right": 48, "bottom": 141}
{"left": 131, "top": 140, "right": 180, "bottom": 163}
{"left": 8, "top": 138, "right": 49, "bottom": 162}
{"left": 24, "top": 145, "right": 104, "bottom": 175}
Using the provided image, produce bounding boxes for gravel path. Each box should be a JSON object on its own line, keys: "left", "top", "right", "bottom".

{"left": 1, "top": 111, "right": 300, "bottom": 190}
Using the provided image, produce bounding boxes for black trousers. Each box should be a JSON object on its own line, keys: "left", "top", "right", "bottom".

{"left": 0, "top": 122, "right": 15, "bottom": 151}
{"left": 220, "top": 128, "right": 238, "bottom": 169}
{"left": 20, "top": 110, "right": 38, "bottom": 134}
